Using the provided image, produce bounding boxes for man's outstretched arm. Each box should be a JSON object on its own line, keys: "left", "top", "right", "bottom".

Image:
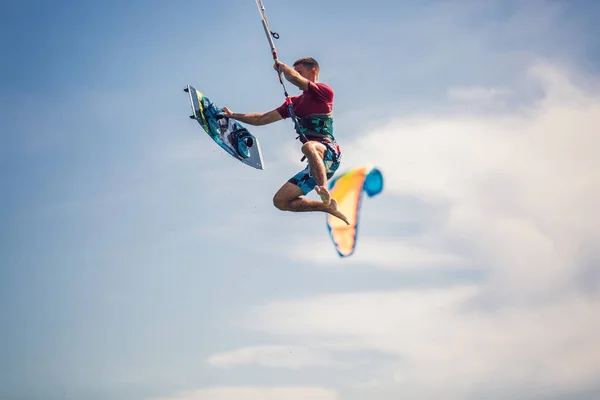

{"left": 222, "top": 108, "right": 283, "bottom": 126}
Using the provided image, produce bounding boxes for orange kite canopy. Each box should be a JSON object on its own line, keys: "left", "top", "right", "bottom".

{"left": 326, "top": 165, "right": 384, "bottom": 257}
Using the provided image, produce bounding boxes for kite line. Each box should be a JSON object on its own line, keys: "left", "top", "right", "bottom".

{"left": 254, "top": 0, "right": 308, "bottom": 144}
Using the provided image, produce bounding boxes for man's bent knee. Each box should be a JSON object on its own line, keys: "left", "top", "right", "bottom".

{"left": 301, "top": 141, "right": 314, "bottom": 156}
{"left": 273, "top": 194, "right": 290, "bottom": 211}
{"left": 301, "top": 141, "right": 325, "bottom": 157}
{"left": 273, "top": 182, "right": 306, "bottom": 211}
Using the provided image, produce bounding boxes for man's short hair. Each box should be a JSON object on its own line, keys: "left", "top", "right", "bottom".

{"left": 293, "top": 57, "right": 320, "bottom": 72}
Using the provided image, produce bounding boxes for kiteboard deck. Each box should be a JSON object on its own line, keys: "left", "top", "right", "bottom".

{"left": 184, "top": 85, "right": 264, "bottom": 170}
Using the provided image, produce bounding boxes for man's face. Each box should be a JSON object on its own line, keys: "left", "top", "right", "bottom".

{"left": 294, "top": 64, "right": 314, "bottom": 80}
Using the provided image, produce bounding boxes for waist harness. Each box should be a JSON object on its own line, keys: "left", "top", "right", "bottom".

{"left": 297, "top": 113, "right": 334, "bottom": 142}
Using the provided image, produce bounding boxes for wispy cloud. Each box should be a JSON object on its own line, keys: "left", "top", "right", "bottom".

{"left": 286, "top": 237, "right": 471, "bottom": 270}
{"left": 339, "top": 61, "right": 600, "bottom": 299}
{"left": 207, "top": 345, "right": 337, "bottom": 369}
{"left": 247, "top": 287, "right": 600, "bottom": 399}
{"left": 149, "top": 386, "right": 339, "bottom": 400}
{"left": 447, "top": 86, "right": 513, "bottom": 102}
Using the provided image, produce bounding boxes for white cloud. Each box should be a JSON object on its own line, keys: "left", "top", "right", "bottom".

{"left": 247, "top": 288, "right": 600, "bottom": 400}
{"left": 149, "top": 386, "right": 339, "bottom": 400}
{"left": 339, "top": 61, "right": 600, "bottom": 300}
{"left": 207, "top": 345, "right": 337, "bottom": 369}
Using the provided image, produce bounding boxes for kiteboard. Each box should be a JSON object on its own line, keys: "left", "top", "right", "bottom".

{"left": 184, "top": 85, "right": 264, "bottom": 170}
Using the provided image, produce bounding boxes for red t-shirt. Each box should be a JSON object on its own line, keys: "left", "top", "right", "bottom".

{"left": 275, "top": 81, "right": 333, "bottom": 119}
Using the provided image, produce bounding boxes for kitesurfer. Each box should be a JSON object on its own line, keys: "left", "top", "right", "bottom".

{"left": 222, "top": 57, "right": 349, "bottom": 225}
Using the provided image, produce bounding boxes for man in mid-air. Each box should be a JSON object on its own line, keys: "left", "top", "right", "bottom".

{"left": 222, "top": 57, "right": 349, "bottom": 225}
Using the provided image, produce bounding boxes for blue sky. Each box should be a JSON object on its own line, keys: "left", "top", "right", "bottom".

{"left": 2, "top": 1, "right": 600, "bottom": 400}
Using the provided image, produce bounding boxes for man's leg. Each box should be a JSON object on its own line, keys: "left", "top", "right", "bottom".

{"left": 273, "top": 178, "right": 349, "bottom": 225}
{"left": 300, "top": 141, "right": 332, "bottom": 205}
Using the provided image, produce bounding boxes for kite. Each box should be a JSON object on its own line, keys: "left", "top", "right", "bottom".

{"left": 326, "top": 165, "right": 384, "bottom": 257}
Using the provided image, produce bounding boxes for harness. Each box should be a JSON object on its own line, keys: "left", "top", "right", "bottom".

{"left": 296, "top": 113, "right": 340, "bottom": 164}
{"left": 297, "top": 113, "right": 335, "bottom": 142}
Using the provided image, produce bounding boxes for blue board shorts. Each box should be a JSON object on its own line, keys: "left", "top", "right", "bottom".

{"left": 288, "top": 141, "right": 342, "bottom": 195}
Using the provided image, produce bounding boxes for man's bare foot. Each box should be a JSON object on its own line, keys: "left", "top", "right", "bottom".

{"left": 327, "top": 199, "right": 350, "bottom": 225}
{"left": 315, "top": 185, "right": 331, "bottom": 206}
